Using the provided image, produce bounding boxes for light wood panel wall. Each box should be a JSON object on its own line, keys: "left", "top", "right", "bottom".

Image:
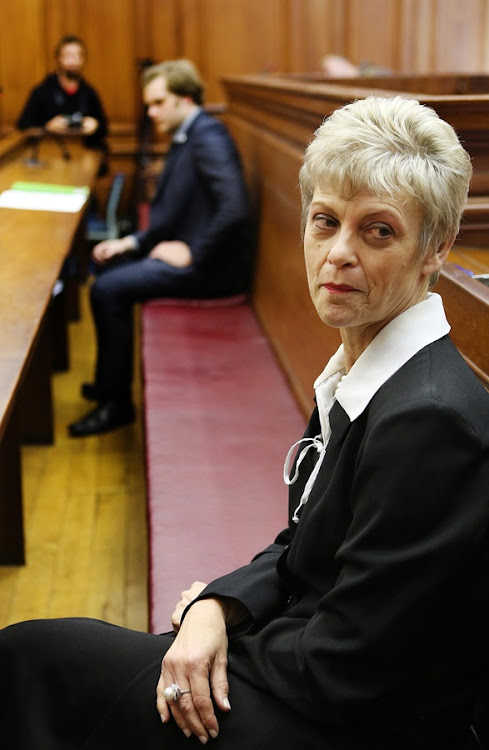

{"left": 3, "top": 0, "right": 489, "bottom": 130}
{"left": 2, "top": 0, "right": 489, "bottom": 223}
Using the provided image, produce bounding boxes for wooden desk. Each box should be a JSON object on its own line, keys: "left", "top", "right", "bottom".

{"left": 0, "top": 135, "right": 101, "bottom": 563}
{"left": 0, "top": 131, "right": 27, "bottom": 163}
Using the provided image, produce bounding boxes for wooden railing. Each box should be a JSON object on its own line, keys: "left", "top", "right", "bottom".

{"left": 436, "top": 263, "right": 489, "bottom": 389}
{"left": 221, "top": 73, "right": 489, "bottom": 412}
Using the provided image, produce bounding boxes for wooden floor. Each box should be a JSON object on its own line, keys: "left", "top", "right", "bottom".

{"left": 0, "top": 282, "right": 148, "bottom": 631}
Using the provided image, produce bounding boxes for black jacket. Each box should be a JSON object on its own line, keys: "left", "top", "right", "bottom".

{"left": 16, "top": 73, "right": 108, "bottom": 149}
{"left": 199, "top": 335, "right": 489, "bottom": 748}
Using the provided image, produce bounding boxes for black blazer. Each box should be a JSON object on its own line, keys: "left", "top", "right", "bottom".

{"left": 200, "top": 335, "right": 489, "bottom": 748}
{"left": 135, "top": 110, "right": 253, "bottom": 295}
{"left": 16, "top": 73, "right": 108, "bottom": 150}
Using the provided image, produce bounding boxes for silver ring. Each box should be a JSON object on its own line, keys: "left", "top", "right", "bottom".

{"left": 163, "top": 683, "right": 191, "bottom": 702}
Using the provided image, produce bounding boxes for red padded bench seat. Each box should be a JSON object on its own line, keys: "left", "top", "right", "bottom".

{"left": 141, "top": 297, "right": 306, "bottom": 634}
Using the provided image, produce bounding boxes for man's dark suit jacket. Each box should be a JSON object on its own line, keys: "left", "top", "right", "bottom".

{"left": 134, "top": 110, "right": 253, "bottom": 296}
{"left": 199, "top": 335, "right": 489, "bottom": 749}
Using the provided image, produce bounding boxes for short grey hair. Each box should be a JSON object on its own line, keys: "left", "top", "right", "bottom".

{"left": 299, "top": 96, "right": 472, "bottom": 284}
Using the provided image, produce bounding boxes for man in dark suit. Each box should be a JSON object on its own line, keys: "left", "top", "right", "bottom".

{"left": 68, "top": 59, "right": 253, "bottom": 437}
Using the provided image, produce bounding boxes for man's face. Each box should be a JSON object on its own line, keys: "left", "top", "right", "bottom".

{"left": 143, "top": 76, "right": 191, "bottom": 134}
{"left": 57, "top": 43, "right": 85, "bottom": 80}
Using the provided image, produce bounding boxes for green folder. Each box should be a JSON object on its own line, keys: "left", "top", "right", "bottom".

{"left": 11, "top": 181, "right": 89, "bottom": 195}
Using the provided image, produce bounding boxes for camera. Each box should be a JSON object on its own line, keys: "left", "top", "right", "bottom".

{"left": 64, "top": 111, "right": 83, "bottom": 129}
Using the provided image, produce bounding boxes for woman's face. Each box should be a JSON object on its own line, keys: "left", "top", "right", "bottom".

{"left": 303, "top": 187, "right": 446, "bottom": 350}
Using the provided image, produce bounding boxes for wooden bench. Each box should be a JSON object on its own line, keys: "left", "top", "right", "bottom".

{"left": 141, "top": 296, "right": 306, "bottom": 634}
{"left": 436, "top": 262, "right": 489, "bottom": 389}
{"left": 139, "top": 261, "right": 489, "bottom": 637}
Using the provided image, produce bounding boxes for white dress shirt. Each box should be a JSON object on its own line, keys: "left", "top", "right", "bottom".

{"left": 284, "top": 293, "right": 451, "bottom": 522}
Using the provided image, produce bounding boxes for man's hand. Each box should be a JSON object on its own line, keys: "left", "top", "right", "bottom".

{"left": 149, "top": 241, "right": 192, "bottom": 267}
{"left": 81, "top": 116, "right": 98, "bottom": 135}
{"left": 171, "top": 581, "right": 208, "bottom": 633}
{"left": 45, "top": 115, "right": 70, "bottom": 134}
{"left": 92, "top": 236, "right": 136, "bottom": 264}
{"left": 157, "top": 598, "right": 231, "bottom": 744}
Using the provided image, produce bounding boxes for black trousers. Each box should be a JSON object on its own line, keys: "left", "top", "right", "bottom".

{"left": 90, "top": 256, "right": 237, "bottom": 403}
{"left": 0, "top": 617, "right": 332, "bottom": 750}
{"left": 0, "top": 617, "right": 472, "bottom": 749}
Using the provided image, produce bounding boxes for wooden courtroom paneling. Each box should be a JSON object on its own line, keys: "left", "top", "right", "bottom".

{"left": 0, "top": 0, "right": 139, "bottom": 125}
{"left": 3, "top": 0, "right": 489, "bottom": 273}
{"left": 231, "top": 71, "right": 489, "bottom": 232}
{"left": 432, "top": 0, "right": 489, "bottom": 72}
{"left": 287, "top": 0, "right": 346, "bottom": 73}
{"left": 146, "top": 0, "right": 180, "bottom": 63}
{"left": 81, "top": 0, "right": 139, "bottom": 123}
{"left": 4, "top": 0, "right": 489, "bottom": 130}
{"left": 0, "top": 0, "right": 47, "bottom": 127}
{"left": 177, "top": 0, "right": 289, "bottom": 102}
{"left": 346, "top": 0, "right": 402, "bottom": 71}
{"left": 43, "top": 1, "right": 85, "bottom": 61}
{"left": 224, "top": 72, "right": 489, "bottom": 413}
{"left": 397, "top": 0, "right": 435, "bottom": 72}
{"left": 226, "top": 109, "right": 341, "bottom": 415}
{"left": 436, "top": 264, "right": 489, "bottom": 388}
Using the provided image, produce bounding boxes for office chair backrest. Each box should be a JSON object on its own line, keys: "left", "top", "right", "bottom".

{"left": 86, "top": 171, "right": 126, "bottom": 242}
{"left": 105, "top": 172, "right": 126, "bottom": 238}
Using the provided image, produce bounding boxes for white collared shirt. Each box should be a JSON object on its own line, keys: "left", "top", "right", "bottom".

{"left": 284, "top": 293, "right": 450, "bottom": 522}
{"left": 172, "top": 106, "right": 202, "bottom": 144}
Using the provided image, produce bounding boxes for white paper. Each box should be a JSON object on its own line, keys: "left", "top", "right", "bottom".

{"left": 0, "top": 188, "right": 88, "bottom": 213}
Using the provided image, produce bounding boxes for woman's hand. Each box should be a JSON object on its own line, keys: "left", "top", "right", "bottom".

{"left": 157, "top": 598, "right": 231, "bottom": 744}
{"left": 171, "top": 581, "right": 208, "bottom": 633}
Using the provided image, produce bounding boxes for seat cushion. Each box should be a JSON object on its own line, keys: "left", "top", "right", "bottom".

{"left": 142, "top": 300, "right": 306, "bottom": 633}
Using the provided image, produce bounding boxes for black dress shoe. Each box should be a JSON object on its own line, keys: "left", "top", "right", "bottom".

{"left": 68, "top": 401, "right": 135, "bottom": 437}
{"left": 81, "top": 382, "right": 101, "bottom": 401}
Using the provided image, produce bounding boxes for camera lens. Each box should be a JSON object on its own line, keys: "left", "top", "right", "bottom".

{"left": 68, "top": 112, "right": 83, "bottom": 128}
